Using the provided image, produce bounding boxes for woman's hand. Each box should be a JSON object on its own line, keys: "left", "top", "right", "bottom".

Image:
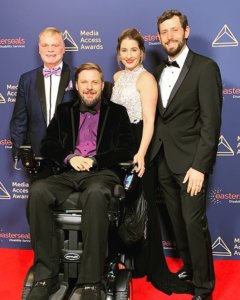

{"left": 133, "top": 152, "right": 145, "bottom": 177}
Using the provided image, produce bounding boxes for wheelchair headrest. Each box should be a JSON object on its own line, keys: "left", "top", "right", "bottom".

{"left": 102, "top": 81, "right": 113, "bottom": 100}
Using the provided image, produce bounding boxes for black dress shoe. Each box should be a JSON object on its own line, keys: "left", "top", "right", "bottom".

{"left": 26, "top": 276, "right": 59, "bottom": 300}
{"left": 177, "top": 266, "right": 193, "bottom": 281}
{"left": 150, "top": 272, "right": 194, "bottom": 295}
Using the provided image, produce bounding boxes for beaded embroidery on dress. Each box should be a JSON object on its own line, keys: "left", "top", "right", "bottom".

{"left": 111, "top": 65, "right": 145, "bottom": 123}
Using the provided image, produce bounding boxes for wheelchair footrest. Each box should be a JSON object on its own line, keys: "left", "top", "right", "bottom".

{"left": 49, "top": 282, "right": 69, "bottom": 300}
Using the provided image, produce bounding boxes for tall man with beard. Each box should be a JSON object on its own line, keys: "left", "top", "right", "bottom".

{"left": 147, "top": 9, "right": 222, "bottom": 300}
{"left": 25, "top": 63, "right": 134, "bottom": 300}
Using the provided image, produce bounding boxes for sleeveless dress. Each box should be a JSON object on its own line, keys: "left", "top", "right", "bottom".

{"left": 111, "top": 65, "right": 144, "bottom": 151}
{"left": 111, "top": 66, "right": 193, "bottom": 295}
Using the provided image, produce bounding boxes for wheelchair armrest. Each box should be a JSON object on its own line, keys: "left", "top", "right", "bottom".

{"left": 20, "top": 145, "right": 51, "bottom": 175}
{"left": 19, "top": 145, "right": 62, "bottom": 175}
{"left": 118, "top": 161, "right": 133, "bottom": 170}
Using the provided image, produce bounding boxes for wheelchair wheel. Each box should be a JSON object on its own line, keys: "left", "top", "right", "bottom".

{"left": 115, "top": 269, "right": 133, "bottom": 300}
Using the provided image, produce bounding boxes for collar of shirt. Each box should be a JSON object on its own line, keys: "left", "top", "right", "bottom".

{"left": 44, "top": 62, "right": 63, "bottom": 125}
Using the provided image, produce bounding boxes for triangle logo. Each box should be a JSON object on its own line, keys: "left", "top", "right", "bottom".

{"left": 212, "top": 24, "right": 238, "bottom": 47}
{"left": 0, "top": 182, "right": 11, "bottom": 199}
{"left": 63, "top": 30, "right": 79, "bottom": 51}
{"left": 217, "top": 135, "right": 234, "bottom": 156}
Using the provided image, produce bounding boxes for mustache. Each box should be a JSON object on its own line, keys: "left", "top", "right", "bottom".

{"left": 83, "top": 89, "right": 96, "bottom": 94}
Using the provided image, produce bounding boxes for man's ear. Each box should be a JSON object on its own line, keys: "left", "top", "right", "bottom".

{"left": 185, "top": 25, "right": 190, "bottom": 39}
{"left": 101, "top": 81, "right": 105, "bottom": 91}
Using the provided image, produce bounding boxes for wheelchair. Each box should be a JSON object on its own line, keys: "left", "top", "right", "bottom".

{"left": 19, "top": 145, "right": 135, "bottom": 300}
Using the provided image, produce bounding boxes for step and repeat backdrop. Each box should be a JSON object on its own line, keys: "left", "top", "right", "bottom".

{"left": 0, "top": 0, "right": 240, "bottom": 259}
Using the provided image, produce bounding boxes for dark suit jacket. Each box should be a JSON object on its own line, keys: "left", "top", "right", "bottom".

{"left": 41, "top": 97, "right": 134, "bottom": 173}
{"left": 10, "top": 62, "right": 77, "bottom": 157}
{"left": 148, "top": 50, "right": 222, "bottom": 174}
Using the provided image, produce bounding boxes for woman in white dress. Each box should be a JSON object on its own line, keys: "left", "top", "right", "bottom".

{"left": 111, "top": 28, "right": 193, "bottom": 295}
{"left": 111, "top": 28, "right": 157, "bottom": 178}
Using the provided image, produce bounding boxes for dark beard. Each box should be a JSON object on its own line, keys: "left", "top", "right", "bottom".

{"left": 164, "top": 39, "right": 185, "bottom": 58}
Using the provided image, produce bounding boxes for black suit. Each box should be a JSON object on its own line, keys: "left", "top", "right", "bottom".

{"left": 148, "top": 50, "right": 222, "bottom": 295}
{"left": 28, "top": 97, "right": 134, "bottom": 284}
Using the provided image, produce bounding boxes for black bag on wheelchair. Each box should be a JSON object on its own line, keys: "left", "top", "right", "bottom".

{"left": 118, "top": 190, "right": 147, "bottom": 245}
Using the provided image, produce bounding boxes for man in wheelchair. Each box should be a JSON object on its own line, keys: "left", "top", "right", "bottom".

{"left": 25, "top": 62, "right": 134, "bottom": 300}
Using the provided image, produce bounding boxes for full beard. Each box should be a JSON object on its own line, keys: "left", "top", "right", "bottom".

{"left": 80, "top": 94, "right": 101, "bottom": 108}
{"left": 164, "top": 39, "right": 185, "bottom": 58}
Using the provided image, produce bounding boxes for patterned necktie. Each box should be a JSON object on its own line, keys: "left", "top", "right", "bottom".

{"left": 164, "top": 59, "right": 180, "bottom": 68}
{"left": 43, "top": 66, "right": 61, "bottom": 78}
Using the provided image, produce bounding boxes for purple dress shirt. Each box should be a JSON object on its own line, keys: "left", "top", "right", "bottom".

{"left": 64, "top": 107, "right": 100, "bottom": 165}
{"left": 75, "top": 111, "right": 99, "bottom": 157}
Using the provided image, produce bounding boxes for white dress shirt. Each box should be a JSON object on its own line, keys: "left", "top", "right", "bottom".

{"left": 44, "top": 62, "right": 63, "bottom": 125}
{"left": 159, "top": 46, "right": 189, "bottom": 108}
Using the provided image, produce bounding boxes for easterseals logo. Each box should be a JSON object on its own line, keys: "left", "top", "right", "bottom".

{"left": 212, "top": 24, "right": 238, "bottom": 47}
{"left": 209, "top": 187, "right": 240, "bottom": 205}
{"left": 0, "top": 139, "right": 12, "bottom": 149}
{"left": 0, "top": 37, "right": 26, "bottom": 49}
{"left": 142, "top": 33, "right": 160, "bottom": 46}
{"left": 0, "top": 230, "right": 30, "bottom": 244}
{"left": 223, "top": 85, "right": 240, "bottom": 100}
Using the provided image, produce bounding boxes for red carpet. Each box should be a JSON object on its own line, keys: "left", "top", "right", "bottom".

{"left": 0, "top": 248, "right": 238, "bottom": 299}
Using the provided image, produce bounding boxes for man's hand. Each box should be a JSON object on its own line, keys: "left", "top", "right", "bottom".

{"left": 69, "top": 156, "right": 94, "bottom": 172}
{"left": 183, "top": 167, "right": 205, "bottom": 197}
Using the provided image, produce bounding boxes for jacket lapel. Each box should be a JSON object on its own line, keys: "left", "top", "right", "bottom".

{"left": 56, "top": 63, "right": 71, "bottom": 106}
{"left": 155, "top": 64, "right": 166, "bottom": 116}
{"left": 36, "top": 69, "right": 47, "bottom": 123}
{"left": 69, "top": 101, "right": 80, "bottom": 151}
{"left": 164, "top": 51, "right": 194, "bottom": 112}
{"left": 96, "top": 98, "right": 110, "bottom": 152}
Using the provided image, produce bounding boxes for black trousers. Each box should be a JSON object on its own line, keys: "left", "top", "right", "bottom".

{"left": 28, "top": 169, "right": 120, "bottom": 284}
{"left": 157, "top": 153, "right": 215, "bottom": 295}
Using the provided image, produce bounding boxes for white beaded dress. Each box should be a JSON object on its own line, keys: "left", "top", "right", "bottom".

{"left": 111, "top": 65, "right": 145, "bottom": 151}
